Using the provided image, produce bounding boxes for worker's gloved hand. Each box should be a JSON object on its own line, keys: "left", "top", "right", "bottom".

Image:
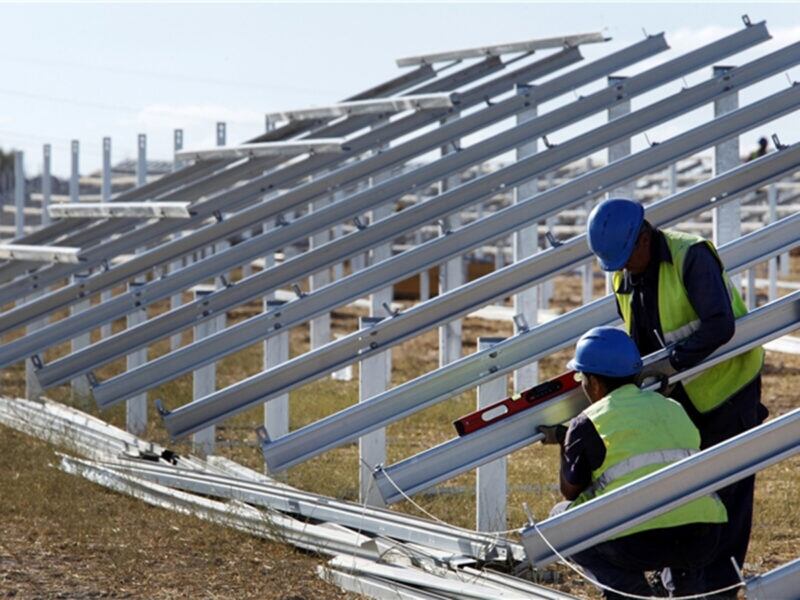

{"left": 538, "top": 424, "right": 567, "bottom": 445}
{"left": 636, "top": 356, "right": 678, "bottom": 395}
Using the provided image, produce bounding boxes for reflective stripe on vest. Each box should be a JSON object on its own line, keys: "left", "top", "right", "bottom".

{"left": 586, "top": 448, "right": 695, "bottom": 497}
{"left": 613, "top": 230, "right": 763, "bottom": 413}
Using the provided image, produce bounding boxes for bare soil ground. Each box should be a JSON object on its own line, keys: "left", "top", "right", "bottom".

{"left": 1, "top": 256, "right": 799, "bottom": 599}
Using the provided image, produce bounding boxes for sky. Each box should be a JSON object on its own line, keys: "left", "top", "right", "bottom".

{"left": 1, "top": 2, "right": 799, "bottom": 177}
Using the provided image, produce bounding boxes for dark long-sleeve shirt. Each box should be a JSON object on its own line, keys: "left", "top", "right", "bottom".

{"left": 615, "top": 227, "right": 736, "bottom": 386}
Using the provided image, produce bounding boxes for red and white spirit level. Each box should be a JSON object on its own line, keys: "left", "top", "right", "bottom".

{"left": 453, "top": 371, "right": 580, "bottom": 436}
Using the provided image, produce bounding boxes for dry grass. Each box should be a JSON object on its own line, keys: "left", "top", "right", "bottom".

{"left": 1, "top": 261, "right": 799, "bottom": 598}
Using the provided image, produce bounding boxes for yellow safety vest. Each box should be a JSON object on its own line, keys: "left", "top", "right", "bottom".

{"left": 574, "top": 384, "right": 727, "bottom": 538}
{"left": 613, "top": 230, "right": 763, "bottom": 413}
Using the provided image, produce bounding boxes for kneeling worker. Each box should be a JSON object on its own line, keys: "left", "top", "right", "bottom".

{"left": 540, "top": 327, "right": 727, "bottom": 599}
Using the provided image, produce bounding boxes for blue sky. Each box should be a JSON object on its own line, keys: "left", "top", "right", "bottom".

{"left": 1, "top": 2, "right": 799, "bottom": 177}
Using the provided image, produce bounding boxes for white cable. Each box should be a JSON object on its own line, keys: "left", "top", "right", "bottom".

{"left": 379, "top": 465, "right": 746, "bottom": 600}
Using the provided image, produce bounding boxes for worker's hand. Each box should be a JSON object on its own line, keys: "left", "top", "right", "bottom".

{"left": 636, "top": 357, "right": 678, "bottom": 395}
{"left": 538, "top": 424, "right": 567, "bottom": 445}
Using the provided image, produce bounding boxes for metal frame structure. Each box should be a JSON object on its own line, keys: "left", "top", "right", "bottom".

{"left": 745, "top": 558, "right": 800, "bottom": 600}
{"left": 258, "top": 147, "right": 800, "bottom": 472}
{"left": 373, "top": 288, "right": 800, "bottom": 503}
{"left": 149, "top": 73, "right": 800, "bottom": 437}
{"left": 16, "top": 36, "right": 673, "bottom": 377}
{"left": 0, "top": 46, "right": 581, "bottom": 329}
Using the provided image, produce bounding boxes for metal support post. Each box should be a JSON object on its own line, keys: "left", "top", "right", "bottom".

{"left": 170, "top": 129, "right": 185, "bottom": 350}
{"left": 100, "top": 137, "right": 112, "bottom": 339}
{"left": 767, "top": 184, "right": 778, "bottom": 302}
{"left": 310, "top": 195, "right": 332, "bottom": 350}
{"left": 41, "top": 144, "right": 51, "bottom": 228}
{"left": 712, "top": 65, "right": 741, "bottom": 288}
{"left": 603, "top": 75, "right": 634, "bottom": 300}
{"left": 136, "top": 134, "right": 147, "bottom": 187}
{"left": 14, "top": 151, "right": 25, "bottom": 239}
{"left": 67, "top": 140, "right": 91, "bottom": 401}
{"left": 70, "top": 140, "right": 79, "bottom": 203}
{"left": 192, "top": 288, "right": 218, "bottom": 457}
{"left": 216, "top": 122, "right": 226, "bottom": 147}
{"left": 264, "top": 299, "right": 289, "bottom": 441}
{"left": 438, "top": 112, "right": 463, "bottom": 367}
{"left": 476, "top": 337, "right": 507, "bottom": 532}
{"left": 512, "top": 89, "right": 538, "bottom": 389}
{"left": 542, "top": 172, "right": 556, "bottom": 306}
{"left": 359, "top": 316, "right": 388, "bottom": 507}
{"left": 70, "top": 273, "right": 92, "bottom": 402}
{"left": 126, "top": 281, "right": 147, "bottom": 434}
{"left": 127, "top": 134, "right": 148, "bottom": 434}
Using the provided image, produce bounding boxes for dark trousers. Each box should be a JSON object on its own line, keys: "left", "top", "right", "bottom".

{"left": 572, "top": 523, "right": 723, "bottom": 599}
{"left": 674, "top": 375, "right": 766, "bottom": 590}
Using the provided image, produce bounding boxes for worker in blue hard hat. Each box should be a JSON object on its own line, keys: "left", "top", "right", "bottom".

{"left": 540, "top": 327, "right": 727, "bottom": 599}
{"left": 585, "top": 198, "right": 766, "bottom": 596}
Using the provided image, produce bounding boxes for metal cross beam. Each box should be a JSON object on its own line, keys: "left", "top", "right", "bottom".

{"left": 520, "top": 406, "right": 800, "bottom": 565}
{"left": 265, "top": 93, "right": 456, "bottom": 121}
{"left": 175, "top": 139, "right": 350, "bottom": 161}
{"left": 258, "top": 147, "right": 800, "bottom": 473}
{"left": 24, "top": 37, "right": 672, "bottom": 380}
{"left": 396, "top": 32, "right": 607, "bottom": 67}
{"left": 153, "top": 81, "right": 800, "bottom": 439}
{"left": 374, "top": 289, "right": 800, "bottom": 503}
{"left": 48, "top": 203, "right": 193, "bottom": 219}
{"left": 0, "top": 244, "right": 82, "bottom": 264}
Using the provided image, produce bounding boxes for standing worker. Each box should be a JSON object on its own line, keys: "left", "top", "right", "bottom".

{"left": 540, "top": 327, "right": 728, "bottom": 599}
{"left": 586, "top": 198, "right": 766, "bottom": 597}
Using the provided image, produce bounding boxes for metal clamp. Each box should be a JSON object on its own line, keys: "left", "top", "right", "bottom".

{"left": 353, "top": 216, "right": 367, "bottom": 231}
{"left": 382, "top": 301, "right": 400, "bottom": 318}
{"left": 513, "top": 313, "right": 530, "bottom": 332}
{"left": 545, "top": 230, "right": 562, "bottom": 248}
{"left": 292, "top": 283, "right": 306, "bottom": 299}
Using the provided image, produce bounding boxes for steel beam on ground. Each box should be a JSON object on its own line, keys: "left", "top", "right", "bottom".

{"left": 265, "top": 93, "right": 455, "bottom": 122}
{"left": 0, "top": 244, "right": 81, "bottom": 264}
{"left": 476, "top": 337, "right": 507, "bottom": 533}
{"left": 746, "top": 558, "right": 800, "bottom": 600}
{"left": 521, "top": 407, "right": 800, "bottom": 566}
{"left": 257, "top": 156, "right": 800, "bottom": 474}
{"left": 359, "top": 316, "right": 388, "bottom": 507}
{"left": 77, "top": 456, "right": 523, "bottom": 561}
{"left": 396, "top": 32, "right": 606, "bottom": 67}
{"left": 176, "top": 139, "right": 350, "bottom": 161}
{"left": 48, "top": 203, "right": 192, "bottom": 219}
{"left": 0, "top": 63, "right": 441, "bottom": 282}
{"left": 11, "top": 45, "right": 605, "bottom": 368}
{"left": 374, "top": 288, "right": 800, "bottom": 504}
{"left": 0, "top": 51, "right": 557, "bottom": 319}
{"left": 119, "top": 61, "right": 800, "bottom": 425}
{"left": 31, "top": 32, "right": 762, "bottom": 384}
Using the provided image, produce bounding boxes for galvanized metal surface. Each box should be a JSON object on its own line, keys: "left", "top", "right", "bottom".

{"left": 745, "top": 558, "right": 800, "bottom": 600}
{"left": 48, "top": 202, "right": 192, "bottom": 219}
{"left": 175, "top": 139, "right": 350, "bottom": 160}
{"left": 396, "top": 32, "right": 606, "bottom": 66}
{"left": 0, "top": 244, "right": 82, "bottom": 264}
{"left": 266, "top": 93, "right": 456, "bottom": 121}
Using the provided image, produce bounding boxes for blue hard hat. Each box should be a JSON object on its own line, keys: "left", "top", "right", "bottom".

{"left": 587, "top": 199, "right": 645, "bottom": 271}
{"left": 567, "top": 326, "right": 643, "bottom": 378}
